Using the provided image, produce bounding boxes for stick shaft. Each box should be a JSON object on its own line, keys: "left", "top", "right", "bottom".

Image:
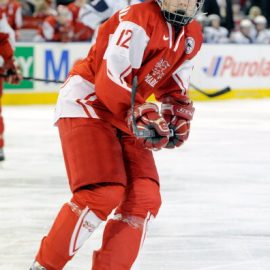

{"left": 22, "top": 76, "right": 65, "bottom": 83}
{"left": 0, "top": 74, "right": 64, "bottom": 83}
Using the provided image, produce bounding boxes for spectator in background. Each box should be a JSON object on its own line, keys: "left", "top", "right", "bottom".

{"left": 33, "top": 0, "right": 56, "bottom": 17}
{"left": 253, "top": 15, "right": 270, "bottom": 44}
{"left": 230, "top": 18, "right": 255, "bottom": 43}
{"left": 67, "top": 0, "right": 94, "bottom": 41}
{"left": 34, "top": 4, "right": 73, "bottom": 42}
{"left": 20, "top": 0, "right": 56, "bottom": 41}
{"left": 204, "top": 14, "right": 230, "bottom": 43}
{"left": 248, "top": 5, "right": 261, "bottom": 21}
{"left": 250, "top": 0, "right": 270, "bottom": 27}
{"left": 232, "top": 1, "right": 246, "bottom": 30}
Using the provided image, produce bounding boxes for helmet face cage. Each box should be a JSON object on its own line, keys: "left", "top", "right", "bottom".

{"left": 157, "top": 0, "right": 205, "bottom": 26}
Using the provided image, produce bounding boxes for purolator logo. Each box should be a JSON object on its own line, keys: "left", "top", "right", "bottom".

{"left": 203, "top": 56, "right": 270, "bottom": 77}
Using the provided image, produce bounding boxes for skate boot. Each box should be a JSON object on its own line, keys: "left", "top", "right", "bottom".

{"left": 29, "top": 261, "right": 47, "bottom": 270}
{"left": 0, "top": 148, "right": 4, "bottom": 161}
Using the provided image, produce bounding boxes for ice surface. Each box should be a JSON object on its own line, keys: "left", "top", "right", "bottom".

{"left": 0, "top": 99, "right": 270, "bottom": 270}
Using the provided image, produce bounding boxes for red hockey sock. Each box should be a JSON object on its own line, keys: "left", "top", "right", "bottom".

{"left": 92, "top": 213, "right": 152, "bottom": 270}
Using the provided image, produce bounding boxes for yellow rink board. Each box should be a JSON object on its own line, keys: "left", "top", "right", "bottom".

{"left": 2, "top": 89, "right": 270, "bottom": 105}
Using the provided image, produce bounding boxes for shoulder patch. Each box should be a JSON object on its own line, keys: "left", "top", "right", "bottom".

{"left": 185, "top": 37, "right": 195, "bottom": 55}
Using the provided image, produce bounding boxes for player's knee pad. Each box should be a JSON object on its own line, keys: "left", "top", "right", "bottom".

{"left": 142, "top": 184, "right": 162, "bottom": 216}
{"left": 67, "top": 201, "right": 102, "bottom": 256}
{"left": 72, "top": 184, "right": 125, "bottom": 220}
{"left": 118, "top": 178, "right": 162, "bottom": 218}
{"left": 67, "top": 185, "right": 124, "bottom": 256}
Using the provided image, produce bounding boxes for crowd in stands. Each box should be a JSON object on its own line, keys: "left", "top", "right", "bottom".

{"left": 201, "top": 0, "right": 270, "bottom": 43}
{"left": 0, "top": 0, "right": 270, "bottom": 44}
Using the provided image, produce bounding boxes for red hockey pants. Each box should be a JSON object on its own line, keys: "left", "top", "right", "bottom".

{"left": 35, "top": 118, "right": 162, "bottom": 270}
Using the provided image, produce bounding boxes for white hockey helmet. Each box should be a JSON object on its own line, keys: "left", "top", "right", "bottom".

{"left": 156, "top": 0, "right": 205, "bottom": 26}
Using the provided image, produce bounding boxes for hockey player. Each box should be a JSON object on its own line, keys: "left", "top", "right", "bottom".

{"left": 30, "top": 0, "right": 204, "bottom": 269}
{"left": 0, "top": 10, "right": 21, "bottom": 161}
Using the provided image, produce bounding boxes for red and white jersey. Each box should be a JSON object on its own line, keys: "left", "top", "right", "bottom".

{"left": 55, "top": 1, "right": 203, "bottom": 133}
{"left": 0, "top": 10, "right": 15, "bottom": 68}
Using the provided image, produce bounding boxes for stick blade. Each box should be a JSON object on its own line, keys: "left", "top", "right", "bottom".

{"left": 208, "top": 86, "right": 231, "bottom": 98}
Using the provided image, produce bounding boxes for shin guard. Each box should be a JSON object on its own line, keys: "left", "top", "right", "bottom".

{"left": 36, "top": 202, "right": 102, "bottom": 270}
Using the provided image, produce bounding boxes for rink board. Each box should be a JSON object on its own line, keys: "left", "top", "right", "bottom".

{"left": 2, "top": 43, "right": 270, "bottom": 105}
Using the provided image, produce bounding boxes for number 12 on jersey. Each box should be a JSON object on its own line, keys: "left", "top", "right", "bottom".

{"left": 116, "top": 29, "right": 133, "bottom": 49}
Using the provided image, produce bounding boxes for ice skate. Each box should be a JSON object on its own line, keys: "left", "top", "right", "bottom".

{"left": 29, "top": 261, "right": 47, "bottom": 270}
{"left": 0, "top": 148, "right": 4, "bottom": 161}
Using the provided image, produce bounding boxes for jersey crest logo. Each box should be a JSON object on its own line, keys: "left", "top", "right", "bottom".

{"left": 185, "top": 37, "right": 195, "bottom": 54}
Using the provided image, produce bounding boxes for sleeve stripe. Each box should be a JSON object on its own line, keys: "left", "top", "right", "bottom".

{"left": 119, "top": 65, "right": 132, "bottom": 84}
{"left": 174, "top": 73, "right": 187, "bottom": 95}
{"left": 174, "top": 28, "right": 185, "bottom": 52}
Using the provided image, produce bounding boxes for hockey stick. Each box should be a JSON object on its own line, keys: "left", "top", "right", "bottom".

{"left": 190, "top": 82, "right": 231, "bottom": 98}
{"left": 0, "top": 74, "right": 65, "bottom": 84}
{"left": 1, "top": 74, "right": 231, "bottom": 98}
{"left": 21, "top": 76, "right": 65, "bottom": 84}
{"left": 131, "top": 77, "right": 174, "bottom": 138}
